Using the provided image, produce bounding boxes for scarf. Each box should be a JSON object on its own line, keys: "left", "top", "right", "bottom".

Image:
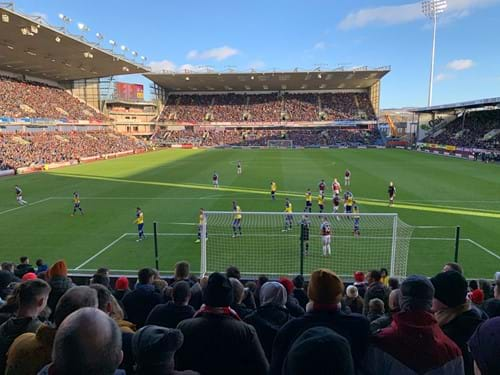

{"left": 194, "top": 304, "right": 241, "bottom": 320}
{"left": 435, "top": 300, "right": 471, "bottom": 327}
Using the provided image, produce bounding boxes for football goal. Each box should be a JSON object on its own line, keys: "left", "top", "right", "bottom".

{"left": 267, "top": 139, "right": 294, "bottom": 148}
{"left": 199, "top": 211, "right": 413, "bottom": 279}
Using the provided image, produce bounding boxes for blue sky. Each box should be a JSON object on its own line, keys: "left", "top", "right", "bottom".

{"left": 11, "top": 0, "right": 500, "bottom": 108}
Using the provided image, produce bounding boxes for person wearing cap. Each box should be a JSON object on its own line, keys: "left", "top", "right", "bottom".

{"left": 468, "top": 289, "right": 489, "bottom": 320}
{"left": 363, "top": 275, "right": 464, "bottom": 375}
{"left": 468, "top": 317, "right": 500, "bottom": 375}
{"left": 244, "top": 281, "right": 292, "bottom": 362}
{"left": 132, "top": 325, "right": 198, "bottom": 375}
{"left": 176, "top": 272, "right": 268, "bottom": 375}
{"left": 21, "top": 272, "right": 37, "bottom": 282}
{"left": 113, "top": 276, "right": 131, "bottom": 303}
{"left": 431, "top": 271, "right": 485, "bottom": 375}
{"left": 270, "top": 269, "right": 369, "bottom": 375}
{"left": 283, "top": 327, "right": 354, "bottom": 375}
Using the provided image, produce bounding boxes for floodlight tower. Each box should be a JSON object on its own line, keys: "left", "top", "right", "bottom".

{"left": 422, "top": 0, "right": 447, "bottom": 106}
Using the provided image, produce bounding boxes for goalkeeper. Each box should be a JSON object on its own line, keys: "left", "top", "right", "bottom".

{"left": 299, "top": 214, "right": 311, "bottom": 255}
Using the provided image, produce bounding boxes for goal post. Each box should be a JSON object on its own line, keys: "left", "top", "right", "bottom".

{"left": 200, "top": 211, "right": 413, "bottom": 279}
{"left": 267, "top": 139, "right": 293, "bottom": 148}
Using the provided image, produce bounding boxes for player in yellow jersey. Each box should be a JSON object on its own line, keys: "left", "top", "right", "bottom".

{"left": 318, "top": 193, "right": 325, "bottom": 213}
{"left": 134, "top": 207, "right": 145, "bottom": 242}
{"left": 282, "top": 198, "right": 293, "bottom": 232}
{"left": 345, "top": 192, "right": 354, "bottom": 214}
{"left": 195, "top": 208, "right": 205, "bottom": 243}
{"left": 304, "top": 189, "right": 313, "bottom": 212}
{"left": 71, "top": 192, "right": 84, "bottom": 216}
{"left": 232, "top": 201, "right": 242, "bottom": 237}
{"left": 271, "top": 181, "right": 277, "bottom": 200}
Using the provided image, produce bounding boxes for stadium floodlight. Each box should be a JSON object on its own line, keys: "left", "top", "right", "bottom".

{"left": 131, "top": 51, "right": 138, "bottom": 58}
{"left": 140, "top": 56, "right": 147, "bottom": 61}
{"left": 77, "top": 22, "right": 90, "bottom": 32}
{"left": 422, "top": 0, "right": 447, "bottom": 106}
{"left": 95, "top": 32, "right": 104, "bottom": 40}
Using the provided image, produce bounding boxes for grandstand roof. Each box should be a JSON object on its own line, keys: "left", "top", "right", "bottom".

{"left": 145, "top": 68, "right": 390, "bottom": 92}
{"left": 413, "top": 97, "right": 500, "bottom": 113}
{"left": 0, "top": 6, "right": 149, "bottom": 81}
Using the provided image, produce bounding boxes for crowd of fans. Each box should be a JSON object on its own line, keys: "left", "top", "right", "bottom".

{"left": 0, "top": 131, "right": 144, "bottom": 170}
{"left": 0, "top": 76, "right": 107, "bottom": 122}
{"left": 154, "top": 127, "right": 380, "bottom": 148}
{"left": 0, "top": 257, "right": 499, "bottom": 375}
{"left": 424, "top": 109, "right": 500, "bottom": 150}
{"left": 158, "top": 93, "right": 377, "bottom": 123}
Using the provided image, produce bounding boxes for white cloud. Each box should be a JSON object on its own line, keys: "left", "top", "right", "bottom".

{"left": 313, "top": 41, "right": 326, "bottom": 50}
{"left": 338, "top": 0, "right": 500, "bottom": 30}
{"left": 446, "top": 59, "right": 474, "bottom": 71}
{"left": 436, "top": 73, "right": 453, "bottom": 81}
{"left": 186, "top": 46, "right": 239, "bottom": 61}
{"left": 149, "top": 59, "right": 177, "bottom": 73}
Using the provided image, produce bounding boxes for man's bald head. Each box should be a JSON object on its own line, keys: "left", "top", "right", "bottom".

{"left": 52, "top": 307, "right": 123, "bottom": 375}
{"left": 388, "top": 289, "right": 401, "bottom": 312}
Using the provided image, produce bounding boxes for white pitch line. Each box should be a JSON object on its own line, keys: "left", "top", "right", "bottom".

{"left": 0, "top": 197, "right": 52, "bottom": 216}
{"left": 75, "top": 233, "right": 128, "bottom": 270}
{"left": 466, "top": 239, "right": 500, "bottom": 261}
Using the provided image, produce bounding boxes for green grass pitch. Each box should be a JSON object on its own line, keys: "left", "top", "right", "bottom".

{"left": 0, "top": 148, "right": 498, "bottom": 279}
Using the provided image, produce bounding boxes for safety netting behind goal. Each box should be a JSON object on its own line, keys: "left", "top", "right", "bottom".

{"left": 200, "top": 212, "right": 413, "bottom": 279}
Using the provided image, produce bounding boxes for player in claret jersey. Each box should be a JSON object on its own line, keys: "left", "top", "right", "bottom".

{"left": 304, "top": 189, "right": 313, "bottom": 212}
{"left": 388, "top": 182, "right": 396, "bottom": 207}
{"left": 15, "top": 185, "right": 28, "bottom": 205}
{"left": 320, "top": 217, "right": 332, "bottom": 256}
{"left": 212, "top": 172, "right": 219, "bottom": 189}
{"left": 345, "top": 169, "right": 351, "bottom": 186}
{"left": 332, "top": 178, "right": 341, "bottom": 196}
{"left": 318, "top": 179, "right": 326, "bottom": 196}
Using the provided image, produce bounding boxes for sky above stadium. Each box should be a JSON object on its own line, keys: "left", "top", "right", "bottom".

{"left": 12, "top": 0, "right": 500, "bottom": 108}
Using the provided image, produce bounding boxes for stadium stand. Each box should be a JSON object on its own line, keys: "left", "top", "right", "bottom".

{"left": 423, "top": 109, "right": 500, "bottom": 150}
{"left": 0, "top": 131, "right": 145, "bottom": 170}
{"left": 158, "top": 92, "right": 377, "bottom": 123}
{"left": 0, "top": 76, "right": 107, "bottom": 122}
{"left": 0, "top": 259, "right": 498, "bottom": 374}
{"left": 153, "top": 127, "right": 380, "bottom": 147}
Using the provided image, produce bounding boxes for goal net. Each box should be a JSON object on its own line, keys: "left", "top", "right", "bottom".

{"left": 200, "top": 212, "right": 413, "bottom": 279}
{"left": 267, "top": 140, "right": 293, "bottom": 148}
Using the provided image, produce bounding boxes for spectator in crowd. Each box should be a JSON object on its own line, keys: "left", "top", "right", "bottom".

{"left": 478, "top": 279, "right": 493, "bottom": 299}
{"left": 90, "top": 273, "right": 111, "bottom": 289}
{"left": 113, "top": 276, "right": 131, "bottom": 303}
{"left": 364, "top": 269, "right": 390, "bottom": 314}
{"left": 46, "top": 260, "right": 74, "bottom": 318}
{"left": 367, "top": 298, "right": 385, "bottom": 323}
{"left": 431, "top": 271, "right": 485, "bottom": 375}
{"left": 176, "top": 272, "right": 268, "bottom": 375}
{"left": 271, "top": 269, "right": 370, "bottom": 374}
{"left": 244, "top": 281, "right": 291, "bottom": 362}
{"left": 468, "top": 317, "right": 500, "bottom": 375}
{"left": 1, "top": 263, "right": 16, "bottom": 274}
{"left": 5, "top": 286, "right": 98, "bottom": 375}
{"left": 132, "top": 325, "right": 199, "bottom": 375}
{"left": 122, "top": 268, "right": 162, "bottom": 328}
{"left": 380, "top": 268, "right": 389, "bottom": 287}
{"left": 226, "top": 266, "right": 256, "bottom": 309}
{"left": 370, "top": 289, "right": 401, "bottom": 334}
{"left": 388, "top": 277, "right": 400, "bottom": 290}
{"left": 483, "top": 280, "right": 500, "bottom": 318}
{"left": 14, "top": 256, "right": 35, "bottom": 278}
{"left": 96, "top": 267, "right": 110, "bottom": 277}
{"left": 283, "top": 327, "right": 354, "bottom": 375}
{"left": 21, "top": 272, "right": 37, "bottom": 281}
{"left": 279, "top": 277, "right": 305, "bottom": 317}
{"left": 0, "top": 284, "right": 20, "bottom": 324}
{"left": 364, "top": 275, "right": 464, "bottom": 374}
{"left": 469, "top": 288, "right": 489, "bottom": 319}
{"left": 255, "top": 275, "right": 269, "bottom": 308}
{"left": 146, "top": 281, "right": 195, "bottom": 328}
{"left": 90, "top": 284, "right": 136, "bottom": 333}
{"left": 0, "top": 279, "right": 51, "bottom": 373}
{"left": 292, "top": 275, "right": 308, "bottom": 310}
{"left": 229, "top": 278, "right": 253, "bottom": 319}
{"left": 0, "top": 270, "right": 15, "bottom": 301}
{"left": 353, "top": 271, "right": 367, "bottom": 298}
{"left": 442, "top": 262, "right": 463, "bottom": 274}
{"left": 342, "top": 285, "right": 364, "bottom": 314}
{"left": 35, "top": 259, "right": 48, "bottom": 275}
{"left": 172, "top": 261, "right": 202, "bottom": 310}
{"left": 38, "top": 307, "right": 124, "bottom": 375}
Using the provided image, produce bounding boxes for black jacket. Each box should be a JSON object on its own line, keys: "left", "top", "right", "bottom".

{"left": 122, "top": 284, "right": 162, "bottom": 328}
{"left": 14, "top": 264, "right": 35, "bottom": 278}
{"left": 176, "top": 312, "right": 269, "bottom": 375}
{"left": 441, "top": 308, "right": 484, "bottom": 375}
{"left": 146, "top": 301, "right": 195, "bottom": 328}
{"left": 244, "top": 304, "right": 291, "bottom": 362}
{"left": 270, "top": 308, "right": 370, "bottom": 375}
{"left": 231, "top": 303, "right": 254, "bottom": 320}
{"left": 292, "top": 289, "right": 308, "bottom": 310}
{"left": 363, "top": 282, "right": 390, "bottom": 314}
{"left": 286, "top": 295, "right": 305, "bottom": 317}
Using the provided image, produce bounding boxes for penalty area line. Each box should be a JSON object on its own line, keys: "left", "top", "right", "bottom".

{"left": 74, "top": 233, "right": 128, "bottom": 270}
{"left": 466, "top": 239, "right": 500, "bottom": 261}
{"left": 0, "top": 197, "right": 53, "bottom": 216}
